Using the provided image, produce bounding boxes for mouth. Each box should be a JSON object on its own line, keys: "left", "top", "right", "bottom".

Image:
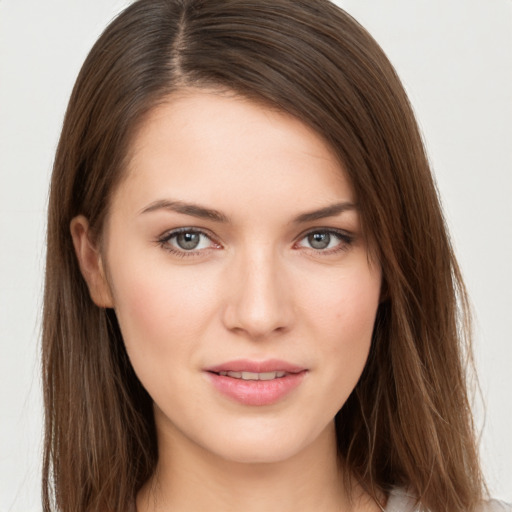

{"left": 205, "top": 358, "right": 306, "bottom": 374}
{"left": 214, "top": 370, "right": 289, "bottom": 381}
{"left": 204, "top": 359, "right": 307, "bottom": 406}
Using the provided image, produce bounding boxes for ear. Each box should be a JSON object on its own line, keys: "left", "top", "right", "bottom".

{"left": 70, "top": 215, "right": 114, "bottom": 308}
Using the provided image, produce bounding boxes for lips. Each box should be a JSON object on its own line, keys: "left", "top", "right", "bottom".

{"left": 217, "top": 370, "right": 287, "bottom": 380}
{"left": 205, "top": 359, "right": 305, "bottom": 374}
{"left": 204, "top": 359, "right": 307, "bottom": 406}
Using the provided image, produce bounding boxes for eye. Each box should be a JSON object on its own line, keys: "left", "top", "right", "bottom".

{"left": 158, "top": 228, "right": 219, "bottom": 254}
{"left": 296, "top": 229, "right": 352, "bottom": 252}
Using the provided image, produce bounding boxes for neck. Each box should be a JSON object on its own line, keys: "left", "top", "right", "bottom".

{"left": 136, "top": 416, "right": 380, "bottom": 512}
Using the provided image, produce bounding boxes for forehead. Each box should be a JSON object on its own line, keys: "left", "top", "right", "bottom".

{"left": 114, "top": 89, "right": 354, "bottom": 217}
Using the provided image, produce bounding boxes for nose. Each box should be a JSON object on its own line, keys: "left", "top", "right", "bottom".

{"left": 221, "top": 247, "right": 295, "bottom": 339}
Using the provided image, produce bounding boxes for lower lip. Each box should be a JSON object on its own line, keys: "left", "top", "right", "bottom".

{"left": 205, "top": 371, "right": 307, "bottom": 406}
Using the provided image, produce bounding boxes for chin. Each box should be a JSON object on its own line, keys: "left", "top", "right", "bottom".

{"left": 198, "top": 421, "right": 333, "bottom": 466}
{"left": 218, "top": 443, "right": 299, "bottom": 465}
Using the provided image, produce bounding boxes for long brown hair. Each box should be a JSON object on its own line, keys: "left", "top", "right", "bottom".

{"left": 42, "top": 0, "right": 485, "bottom": 510}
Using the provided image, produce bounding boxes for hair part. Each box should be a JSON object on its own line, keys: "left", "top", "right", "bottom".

{"left": 43, "top": 1, "right": 485, "bottom": 510}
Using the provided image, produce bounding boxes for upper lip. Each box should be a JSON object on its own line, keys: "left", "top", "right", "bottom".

{"left": 205, "top": 359, "right": 306, "bottom": 374}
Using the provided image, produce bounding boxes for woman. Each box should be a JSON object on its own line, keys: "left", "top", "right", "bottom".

{"left": 41, "top": 0, "right": 507, "bottom": 511}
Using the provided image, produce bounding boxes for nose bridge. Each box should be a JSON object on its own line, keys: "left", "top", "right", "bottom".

{"left": 223, "top": 243, "right": 292, "bottom": 338}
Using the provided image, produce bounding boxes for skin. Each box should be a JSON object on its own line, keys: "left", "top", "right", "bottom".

{"left": 72, "top": 90, "right": 383, "bottom": 512}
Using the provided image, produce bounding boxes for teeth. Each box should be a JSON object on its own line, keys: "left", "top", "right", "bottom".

{"left": 266, "top": 371, "right": 287, "bottom": 379}
{"left": 241, "top": 371, "right": 259, "bottom": 380}
{"left": 259, "top": 372, "right": 279, "bottom": 381}
{"left": 218, "top": 371, "right": 287, "bottom": 380}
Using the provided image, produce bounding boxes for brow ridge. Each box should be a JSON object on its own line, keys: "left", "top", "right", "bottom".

{"left": 292, "top": 201, "right": 358, "bottom": 224}
{"left": 140, "top": 199, "right": 356, "bottom": 224}
{"left": 140, "top": 199, "right": 229, "bottom": 223}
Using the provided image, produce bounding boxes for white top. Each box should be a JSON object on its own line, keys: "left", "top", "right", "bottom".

{"left": 385, "top": 488, "right": 512, "bottom": 512}
{"left": 129, "top": 488, "right": 511, "bottom": 511}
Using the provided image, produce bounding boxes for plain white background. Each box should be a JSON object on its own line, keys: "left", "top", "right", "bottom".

{"left": 0, "top": 1, "right": 510, "bottom": 510}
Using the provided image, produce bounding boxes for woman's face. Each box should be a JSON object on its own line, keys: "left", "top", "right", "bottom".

{"left": 79, "top": 90, "right": 382, "bottom": 464}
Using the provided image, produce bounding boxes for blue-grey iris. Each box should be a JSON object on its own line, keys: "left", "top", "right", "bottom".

{"left": 308, "top": 232, "right": 330, "bottom": 250}
{"left": 176, "top": 232, "right": 201, "bottom": 250}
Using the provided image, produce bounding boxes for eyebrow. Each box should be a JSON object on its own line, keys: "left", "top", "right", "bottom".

{"left": 140, "top": 199, "right": 357, "bottom": 224}
{"left": 292, "top": 201, "right": 358, "bottom": 224}
{"left": 140, "top": 199, "right": 229, "bottom": 223}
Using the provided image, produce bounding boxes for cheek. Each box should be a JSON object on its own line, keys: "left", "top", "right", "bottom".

{"left": 299, "top": 262, "right": 381, "bottom": 386}
{"left": 107, "top": 256, "right": 219, "bottom": 372}
{"left": 303, "top": 263, "right": 381, "bottom": 342}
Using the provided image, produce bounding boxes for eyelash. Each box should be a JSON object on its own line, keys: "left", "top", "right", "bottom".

{"left": 156, "top": 228, "right": 220, "bottom": 258}
{"left": 156, "top": 227, "right": 354, "bottom": 258}
{"left": 294, "top": 228, "right": 354, "bottom": 255}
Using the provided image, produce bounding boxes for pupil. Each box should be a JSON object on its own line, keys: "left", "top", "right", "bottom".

{"left": 177, "top": 232, "right": 200, "bottom": 250}
{"left": 308, "top": 232, "right": 330, "bottom": 250}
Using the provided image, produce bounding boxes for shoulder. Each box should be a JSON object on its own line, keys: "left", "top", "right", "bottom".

{"left": 384, "top": 488, "right": 418, "bottom": 512}
{"left": 385, "top": 488, "right": 512, "bottom": 512}
{"left": 481, "top": 499, "right": 512, "bottom": 512}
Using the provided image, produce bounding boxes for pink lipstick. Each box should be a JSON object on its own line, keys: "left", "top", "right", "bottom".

{"left": 204, "top": 359, "right": 307, "bottom": 406}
